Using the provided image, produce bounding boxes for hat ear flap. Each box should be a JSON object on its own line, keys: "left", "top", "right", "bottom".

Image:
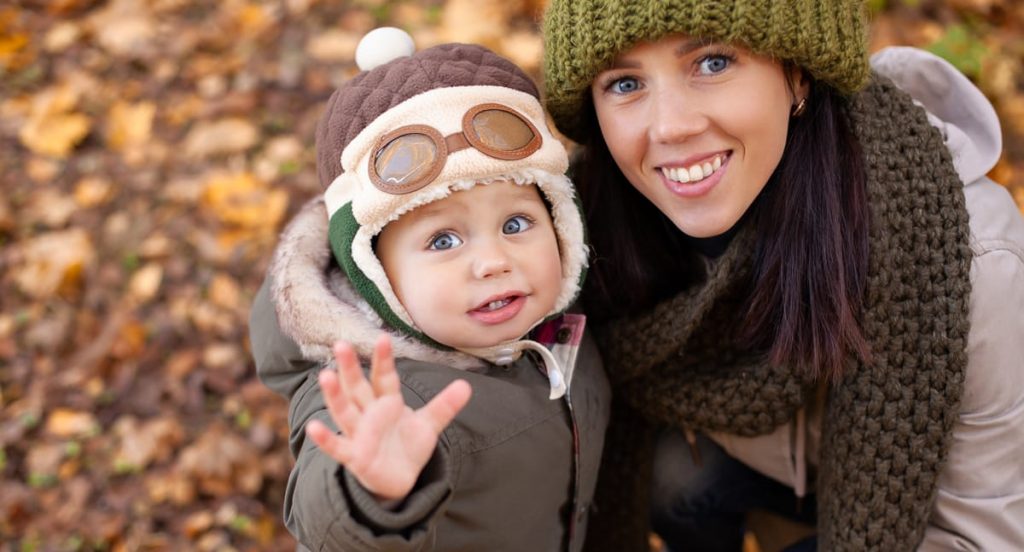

{"left": 328, "top": 202, "right": 441, "bottom": 348}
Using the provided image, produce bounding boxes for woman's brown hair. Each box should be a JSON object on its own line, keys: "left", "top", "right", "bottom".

{"left": 576, "top": 78, "right": 871, "bottom": 382}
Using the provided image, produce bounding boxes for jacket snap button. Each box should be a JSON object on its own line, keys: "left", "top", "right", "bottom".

{"left": 556, "top": 328, "right": 572, "bottom": 344}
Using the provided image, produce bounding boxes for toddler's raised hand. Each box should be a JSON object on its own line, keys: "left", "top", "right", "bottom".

{"left": 305, "top": 334, "right": 472, "bottom": 501}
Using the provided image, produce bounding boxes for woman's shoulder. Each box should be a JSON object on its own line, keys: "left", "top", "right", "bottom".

{"left": 964, "top": 177, "right": 1024, "bottom": 262}
{"left": 961, "top": 177, "right": 1024, "bottom": 416}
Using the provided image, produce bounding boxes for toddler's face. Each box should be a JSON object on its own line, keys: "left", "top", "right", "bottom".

{"left": 377, "top": 181, "right": 563, "bottom": 349}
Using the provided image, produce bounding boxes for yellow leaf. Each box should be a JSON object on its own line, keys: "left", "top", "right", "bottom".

{"left": 106, "top": 100, "right": 155, "bottom": 151}
{"left": 74, "top": 176, "right": 114, "bottom": 207}
{"left": 19, "top": 112, "right": 91, "bottom": 157}
{"left": 236, "top": 4, "right": 273, "bottom": 36}
{"left": 45, "top": 408, "right": 98, "bottom": 438}
{"left": 43, "top": 21, "right": 81, "bottom": 53}
{"left": 128, "top": 262, "right": 163, "bottom": 302}
{"left": 201, "top": 172, "right": 288, "bottom": 229}
{"left": 208, "top": 273, "right": 241, "bottom": 310}
{"left": 18, "top": 83, "right": 92, "bottom": 158}
{"left": 0, "top": 31, "right": 27, "bottom": 57}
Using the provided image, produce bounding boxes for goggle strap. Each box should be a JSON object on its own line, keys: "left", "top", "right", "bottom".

{"left": 444, "top": 132, "right": 471, "bottom": 155}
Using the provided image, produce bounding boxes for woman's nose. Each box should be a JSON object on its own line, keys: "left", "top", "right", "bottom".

{"left": 648, "top": 87, "right": 708, "bottom": 144}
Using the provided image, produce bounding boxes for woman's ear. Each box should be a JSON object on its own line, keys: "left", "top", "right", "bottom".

{"left": 788, "top": 65, "right": 811, "bottom": 103}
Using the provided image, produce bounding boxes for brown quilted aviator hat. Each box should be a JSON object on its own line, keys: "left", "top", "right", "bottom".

{"left": 319, "top": 30, "right": 587, "bottom": 351}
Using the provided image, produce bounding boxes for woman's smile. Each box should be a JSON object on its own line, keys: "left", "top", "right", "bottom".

{"left": 591, "top": 35, "right": 805, "bottom": 237}
{"left": 657, "top": 152, "right": 731, "bottom": 198}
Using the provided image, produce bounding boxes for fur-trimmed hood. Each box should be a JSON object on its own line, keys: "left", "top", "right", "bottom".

{"left": 268, "top": 197, "right": 484, "bottom": 371}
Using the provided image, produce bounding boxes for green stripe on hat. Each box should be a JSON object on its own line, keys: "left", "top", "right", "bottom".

{"left": 328, "top": 202, "right": 446, "bottom": 350}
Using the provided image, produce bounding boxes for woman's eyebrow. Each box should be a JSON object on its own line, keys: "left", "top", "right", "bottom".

{"left": 674, "top": 38, "right": 710, "bottom": 57}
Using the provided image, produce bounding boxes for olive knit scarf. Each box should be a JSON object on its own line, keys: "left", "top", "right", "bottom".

{"left": 588, "top": 76, "right": 972, "bottom": 551}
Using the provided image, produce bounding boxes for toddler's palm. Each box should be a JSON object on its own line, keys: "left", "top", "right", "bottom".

{"left": 306, "top": 335, "right": 472, "bottom": 500}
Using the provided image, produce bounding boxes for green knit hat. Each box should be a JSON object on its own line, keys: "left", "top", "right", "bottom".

{"left": 542, "top": 0, "right": 871, "bottom": 142}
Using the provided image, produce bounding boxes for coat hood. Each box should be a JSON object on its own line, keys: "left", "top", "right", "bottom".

{"left": 870, "top": 46, "right": 1002, "bottom": 185}
{"left": 267, "top": 197, "right": 484, "bottom": 371}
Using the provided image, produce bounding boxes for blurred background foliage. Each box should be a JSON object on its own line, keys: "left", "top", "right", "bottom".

{"left": 0, "top": 0, "right": 1021, "bottom": 550}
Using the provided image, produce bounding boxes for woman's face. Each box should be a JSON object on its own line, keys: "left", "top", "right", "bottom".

{"left": 591, "top": 35, "right": 807, "bottom": 238}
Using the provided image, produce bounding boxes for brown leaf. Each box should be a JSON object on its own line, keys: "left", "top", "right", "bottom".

{"left": 26, "top": 188, "right": 78, "bottom": 228}
{"left": 0, "top": 195, "right": 14, "bottom": 232}
{"left": 88, "top": 0, "right": 157, "bottom": 58}
{"left": 25, "top": 156, "right": 62, "bottom": 183}
{"left": 183, "top": 118, "right": 259, "bottom": 158}
{"left": 110, "top": 320, "right": 148, "bottom": 360}
{"left": 176, "top": 423, "right": 263, "bottom": 497}
{"left": 202, "top": 343, "right": 243, "bottom": 371}
{"left": 112, "top": 416, "right": 185, "bottom": 472}
{"left": 438, "top": 0, "right": 518, "bottom": 47}
{"left": 138, "top": 232, "right": 173, "bottom": 259}
{"left": 146, "top": 469, "right": 196, "bottom": 506}
{"left": 499, "top": 31, "right": 543, "bottom": 73}
{"left": 183, "top": 510, "right": 214, "bottom": 538}
{"left": 13, "top": 228, "right": 95, "bottom": 299}
{"left": 305, "top": 29, "right": 359, "bottom": 62}
{"left": 26, "top": 442, "right": 65, "bottom": 479}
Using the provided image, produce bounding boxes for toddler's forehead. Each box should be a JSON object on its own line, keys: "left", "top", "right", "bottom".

{"left": 389, "top": 180, "right": 543, "bottom": 224}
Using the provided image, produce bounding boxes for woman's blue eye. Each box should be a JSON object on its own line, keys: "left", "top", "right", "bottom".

{"left": 611, "top": 77, "right": 639, "bottom": 94}
{"left": 698, "top": 55, "right": 731, "bottom": 75}
{"left": 502, "top": 215, "right": 533, "bottom": 235}
{"left": 429, "top": 232, "right": 463, "bottom": 250}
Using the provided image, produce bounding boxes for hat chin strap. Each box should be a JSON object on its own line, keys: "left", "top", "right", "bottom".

{"left": 457, "top": 339, "right": 567, "bottom": 400}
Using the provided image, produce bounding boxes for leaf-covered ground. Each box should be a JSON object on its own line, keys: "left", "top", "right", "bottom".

{"left": 1, "top": 1, "right": 1021, "bottom": 550}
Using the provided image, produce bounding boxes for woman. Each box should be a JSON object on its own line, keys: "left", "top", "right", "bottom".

{"left": 542, "top": 1, "right": 1024, "bottom": 550}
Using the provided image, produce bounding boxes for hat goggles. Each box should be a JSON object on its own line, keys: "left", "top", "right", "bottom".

{"left": 368, "top": 103, "right": 542, "bottom": 195}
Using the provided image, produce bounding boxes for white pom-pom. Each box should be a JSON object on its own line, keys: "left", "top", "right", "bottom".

{"left": 355, "top": 27, "right": 415, "bottom": 71}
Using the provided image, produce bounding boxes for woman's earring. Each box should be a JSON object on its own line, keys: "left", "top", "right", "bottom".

{"left": 791, "top": 97, "right": 807, "bottom": 117}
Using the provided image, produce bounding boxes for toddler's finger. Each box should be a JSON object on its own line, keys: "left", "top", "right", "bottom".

{"left": 306, "top": 419, "right": 354, "bottom": 465}
{"left": 319, "top": 369, "right": 359, "bottom": 436}
{"left": 334, "top": 341, "right": 375, "bottom": 409}
{"left": 370, "top": 334, "right": 400, "bottom": 397}
{"left": 420, "top": 379, "right": 472, "bottom": 434}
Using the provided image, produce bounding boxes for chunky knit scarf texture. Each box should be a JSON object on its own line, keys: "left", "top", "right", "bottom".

{"left": 588, "top": 76, "right": 972, "bottom": 551}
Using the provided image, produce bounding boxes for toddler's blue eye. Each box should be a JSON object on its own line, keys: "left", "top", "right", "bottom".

{"left": 502, "top": 215, "right": 533, "bottom": 234}
{"left": 611, "top": 77, "right": 639, "bottom": 94}
{"left": 429, "top": 232, "right": 463, "bottom": 250}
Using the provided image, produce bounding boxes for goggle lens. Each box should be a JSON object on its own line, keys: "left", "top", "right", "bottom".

{"left": 367, "top": 104, "right": 542, "bottom": 195}
{"left": 375, "top": 133, "right": 436, "bottom": 185}
{"left": 470, "top": 109, "right": 535, "bottom": 152}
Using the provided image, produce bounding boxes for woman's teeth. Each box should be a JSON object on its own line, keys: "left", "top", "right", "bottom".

{"left": 662, "top": 154, "right": 724, "bottom": 184}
